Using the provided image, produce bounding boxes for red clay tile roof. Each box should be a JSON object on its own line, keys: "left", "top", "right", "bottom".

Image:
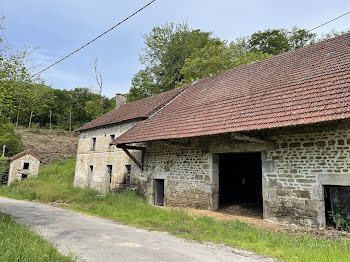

{"left": 112, "top": 33, "right": 350, "bottom": 144}
{"left": 9, "top": 151, "right": 44, "bottom": 163}
{"left": 78, "top": 85, "right": 189, "bottom": 131}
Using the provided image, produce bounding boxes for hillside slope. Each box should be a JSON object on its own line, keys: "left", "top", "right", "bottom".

{"left": 16, "top": 129, "right": 78, "bottom": 164}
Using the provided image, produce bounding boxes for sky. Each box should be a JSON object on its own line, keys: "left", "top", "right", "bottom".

{"left": 2, "top": 0, "right": 350, "bottom": 98}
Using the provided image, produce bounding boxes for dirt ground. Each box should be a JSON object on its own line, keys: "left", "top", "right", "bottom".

{"left": 16, "top": 128, "right": 78, "bottom": 164}
{"left": 169, "top": 204, "right": 350, "bottom": 240}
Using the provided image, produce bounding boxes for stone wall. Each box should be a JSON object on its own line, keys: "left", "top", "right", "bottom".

{"left": 142, "top": 142, "right": 213, "bottom": 208}
{"left": 74, "top": 120, "right": 142, "bottom": 192}
{"left": 263, "top": 123, "right": 350, "bottom": 228}
{"left": 134, "top": 121, "right": 350, "bottom": 228}
{"left": 8, "top": 154, "right": 41, "bottom": 185}
{"left": 75, "top": 117, "right": 350, "bottom": 228}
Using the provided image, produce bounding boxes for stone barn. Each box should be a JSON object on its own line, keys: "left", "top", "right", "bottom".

{"left": 75, "top": 33, "right": 350, "bottom": 228}
{"left": 8, "top": 151, "right": 43, "bottom": 185}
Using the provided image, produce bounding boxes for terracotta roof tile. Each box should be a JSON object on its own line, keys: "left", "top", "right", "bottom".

{"left": 78, "top": 85, "right": 188, "bottom": 131}
{"left": 8, "top": 151, "right": 44, "bottom": 163}
{"left": 112, "top": 33, "right": 350, "bottom": 144}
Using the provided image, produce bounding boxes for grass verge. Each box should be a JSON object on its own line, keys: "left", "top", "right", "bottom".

{"left": 0, "top": 212, "right": 74, "bottom": 262}
{"left": 0, "top": 158, "right": 350, "bottom": 262}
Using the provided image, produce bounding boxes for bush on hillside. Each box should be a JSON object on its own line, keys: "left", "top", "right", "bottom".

{"left": 0, "top": 156, "right": 9, "bottom": 185}
{"left": 0, "top": 116, "right": 23, "bottom": 156}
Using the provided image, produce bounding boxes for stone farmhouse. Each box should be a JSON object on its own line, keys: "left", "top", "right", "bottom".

{"left": 75, "top": 34, "right": 350, "bottom": 228}
{"left": 8, "top": 151, "right": 43, "bottom": 185}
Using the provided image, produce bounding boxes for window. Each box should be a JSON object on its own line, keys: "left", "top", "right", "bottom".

{"left": 21, "top": 174, "right": 28, "bottom": 180}
{"left": 92, "top": 138, "right": 96, "bottom": 151}
{"left": 107, "top": 165, "right": 113, "bottom": 184}
{"left": 88, "top": 165, "right": 94, "bottom": 186}
{"left": 110, "top": 134, "right": 115, "bottom": 142}
{"left": 23, "top": 162, "right": 30, "bottom": 170}
{"left": 125, "top": 165, "right": 131, "bottom": 184}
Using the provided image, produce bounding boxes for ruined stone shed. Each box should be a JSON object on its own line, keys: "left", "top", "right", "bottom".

{"left": 76, "top": 33, "right": 350, "bottom": 229}
{"left": 7, "top": 151, "right": 44, "bottom": 185}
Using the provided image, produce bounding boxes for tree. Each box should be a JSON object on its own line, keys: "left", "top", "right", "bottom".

{"left": 247, "top": 27, "right": 316, "bottom": 55}
{"left": 0, "top": 116, "right": 23, "bottom": 156}
{"left": 180, "top": 40, "right": 271, "bottom": 84}
{"left": 128, "top": 22, "right": 220, "bottom": 101}
{"left": 93, "top": 58, "right": 104, "bottom": 116}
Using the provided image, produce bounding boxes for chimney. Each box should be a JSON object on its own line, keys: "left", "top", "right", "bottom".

{"left": 115, "top": 93, "right": 127, "bottom": 108}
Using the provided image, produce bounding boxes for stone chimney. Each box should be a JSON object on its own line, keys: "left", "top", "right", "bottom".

{"left": 115, "top": 93, "right": 127, "bottom": 108}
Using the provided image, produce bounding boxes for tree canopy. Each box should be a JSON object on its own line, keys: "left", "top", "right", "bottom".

{"left": 127, "top": 23, "right": 321, "bottom": 101}
{"left": 247, "top": 27, "right": 316, "bottom": 55}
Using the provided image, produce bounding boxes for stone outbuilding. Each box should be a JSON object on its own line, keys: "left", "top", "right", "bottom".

{"left": 7, "top": 151, "right": 43, "bottom": 185}
{"left": 75, "top": 33, "right": 350, "bottom": 229}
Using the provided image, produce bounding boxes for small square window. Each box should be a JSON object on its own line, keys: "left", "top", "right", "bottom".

{"left": 110, "top": 134, "right": 115, "bottom": 142}
{"left": 23, "top": 163, "right": 29, "bottom": 170}
{"left": 21, "top": 174, "right": 28, "bottom": 180}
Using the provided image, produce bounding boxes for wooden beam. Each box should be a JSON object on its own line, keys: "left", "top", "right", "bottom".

{"left": 116, "top": 144, "right": 145, "bottom": 151}
{"left": 231, "top": 133, "right": 268, "bottom": 144}
{"left": 121, "top": 148, "right": 143, "bottom": 169}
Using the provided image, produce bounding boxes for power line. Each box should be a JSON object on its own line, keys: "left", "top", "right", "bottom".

{"left": 308, "top": 11, "right": 350, "bottom": 32}
{"left": 32, "top": 0, "right": 156, "bottom": 77}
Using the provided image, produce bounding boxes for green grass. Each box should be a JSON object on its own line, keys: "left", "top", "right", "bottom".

{"left": 0, "top": 212, "right": 74, "bottom": 262}
{"left": 1, "top": 158, "right": 350, "bottom": 262}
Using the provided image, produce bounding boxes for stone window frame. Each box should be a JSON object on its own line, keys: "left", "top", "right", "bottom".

{"left": 91, "top": 137, "right": 96, "bottom": 151}
{"left": 106, "top": 165, "right": 113, "bottom": 185}
{"left": 88, "top": 165, "right": 94, "bottom": 186}
{"left": 151, "top": 173, "right": 168, "bottom": 206}
{"left": 316, "top": 173, "right": 350, "bottom": 229}
{"left": 22, "top": 162, "right": 30, "bottom": 170}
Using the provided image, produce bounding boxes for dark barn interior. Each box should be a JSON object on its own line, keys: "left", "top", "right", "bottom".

{"left": 219, "top": 152, "right": 263, "bottom": 216}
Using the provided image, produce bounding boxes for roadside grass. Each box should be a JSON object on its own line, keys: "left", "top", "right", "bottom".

{"left": 0, "top": 212, "right": 74, "bottom": 262}
{"left": 0, "top": 158, "right": 350, "bottom": 261}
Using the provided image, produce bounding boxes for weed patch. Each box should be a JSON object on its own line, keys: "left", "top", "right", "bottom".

{"left": 0, "top": 212, "right": 74, "bottom": 262}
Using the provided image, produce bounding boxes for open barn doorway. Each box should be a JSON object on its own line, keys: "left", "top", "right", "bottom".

{"left": 219, "top": 152, "right": 263, "bottom": 218}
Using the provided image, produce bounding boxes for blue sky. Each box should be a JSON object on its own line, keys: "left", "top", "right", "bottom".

{"left": 2, "top": 0, "right": 350, "bottom": 97}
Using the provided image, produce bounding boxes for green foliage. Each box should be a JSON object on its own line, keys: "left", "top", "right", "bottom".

{"left": 329, "top": 201, "right": 350, "bottom": 232}
{"left": 128, "top": 22, "right": 220, "bottom": 101}
{"left": 0, "top": 17, "right": 115, "bottom": 131}
{"left": 128, "top": 24, "right": 319, "bottom": 101}
{"left": 0, "top": 212, "right": 75, "bottom": 261}
{"left": 1, "top": 158, "right": 350, "bottom": 261}
{"left": 247, "top": 27, "right": 316, "bottom": 55}
{"left": 0, "top": 116, "right": 23, "bottom": 156}
{"left": 180, "top": 40, "right": 271, "bottom": 84}
{"left": 0, "top": 157, "right": 9, "bottom": 185}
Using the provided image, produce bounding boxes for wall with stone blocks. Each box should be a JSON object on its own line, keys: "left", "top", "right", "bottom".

{"left": 8, "top": 154, "right": 41, "bottom": 185}
{"left": 136, "top": 121, "right": 350, "bottom": 228}
{"left": 263, "top": 123, "right": 350, "bottom": 228}
{"left": 74, "top": 118, "right": 350, "bottom": 228}
{"left": 74, "top": 120, "right": 142, "bottom": 192}
{"left": 141, "top": 141, "right": 214, "bottom": 208}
